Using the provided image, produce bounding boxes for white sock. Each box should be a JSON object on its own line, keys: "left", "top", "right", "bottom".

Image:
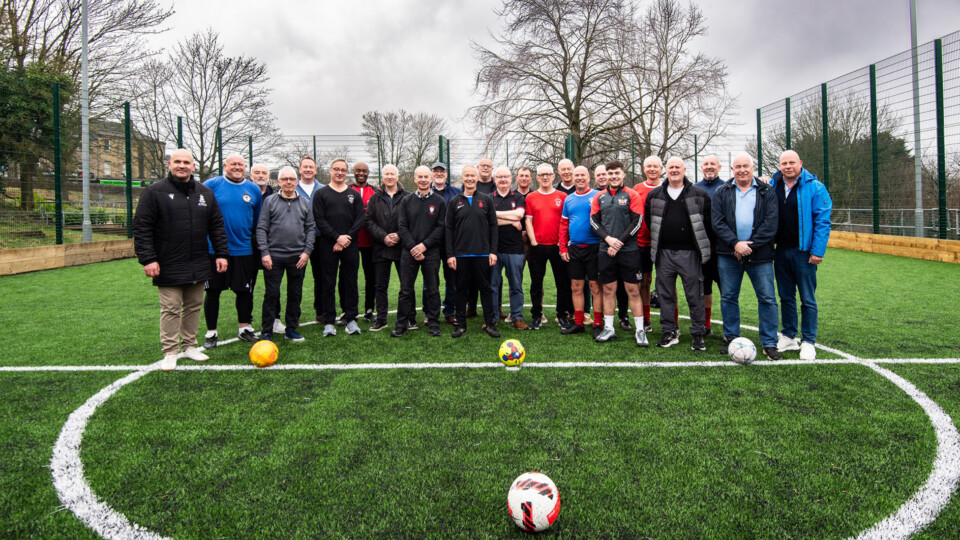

{"left": 205, "top": 330, "right": 217, "bottom": 338}
{"left": 604, "top": 315, "right": 615, "bottom": 330}
{"left": 634, "top": 317, "right": 643, "bottom": 330}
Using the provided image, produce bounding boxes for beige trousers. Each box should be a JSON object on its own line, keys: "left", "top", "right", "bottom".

{"left": 157, "top": 282, "right": 205, "bottom": 355}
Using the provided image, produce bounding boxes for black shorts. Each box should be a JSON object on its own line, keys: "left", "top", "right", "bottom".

{"left": 702, "top": 255, "right": 720, "bottom": 295}
{"left": 598, "top": 248, "right": 641, "bottom": 284}
{"left": 567, "top": 244, "right": 599, "bottom": 281}
{"left": 205, "top": 254, "right": 257, "bottom": 292}
{"left": 638, "top": 246, "right": 653, "bottom": 273}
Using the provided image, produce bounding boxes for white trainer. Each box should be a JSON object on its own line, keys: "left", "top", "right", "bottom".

{"left": 273, "top": 319, "right": 286, "bottom": 333}
{"left": 799, "top": 342, "right": 816, "bottom": 360}
{"left": 777, "top": 334, "right": 801, "bottom": 352}
{"left": 160, "top": 354, "right": 178, "bottom": 371}
{"left": 180, "top": 347, "right": 209, "bottom": 362}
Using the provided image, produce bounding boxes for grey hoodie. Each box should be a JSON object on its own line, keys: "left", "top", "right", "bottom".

{"left": 256, "top": 192, "right": 316, "bottom": 259}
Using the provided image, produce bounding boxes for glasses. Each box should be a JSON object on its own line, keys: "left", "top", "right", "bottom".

{"left": 278, "top": 177, "right": 297, "bottom": 182}
{"left": 537, "top": 173, "right": 552, "bottom": 177}
{"left": 331, "top": 167, "right": 348, "bottom": 173}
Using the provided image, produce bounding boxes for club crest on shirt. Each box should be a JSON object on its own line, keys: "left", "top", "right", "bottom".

{"left": 347, "top": 194, "right": 355, "bottom": 203}
{"left": 168, "top": 193, "right": 174, "bottom": 200}
{"left": 242, "top": 193, "right": 252, "bottom": 203}
{"left": 511, "top": 201, "right": 516, "bottom": 208}
{"left": 479, "top": 201, "right": 484, "bottom": 208}
{"left": 555, "top": 198, "right": 562, "bottom": 207}
{"left": 428, "top": 205, "right": 436, "bottom": 215}
{"left": 618, "top": 197, "right": 626, "bottom": 206}
{"left": 198, "top": 194, "right": 207, "bottom": 207}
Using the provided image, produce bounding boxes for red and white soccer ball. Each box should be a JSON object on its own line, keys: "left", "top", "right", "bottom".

{"left": 507, "top": 472, "right": 561, "bottom": 532}
{"left": 728, "top": 336, "right": 757, "bottom": 364}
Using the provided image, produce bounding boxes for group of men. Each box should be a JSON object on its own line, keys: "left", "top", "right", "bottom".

{"left": 133, "top": 147, "right": 831, "bottom": 371}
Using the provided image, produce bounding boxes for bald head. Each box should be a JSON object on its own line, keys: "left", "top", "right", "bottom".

{"left": 558, "top": 158, "right": 574, "bottom": 185}
{"left": 167, "top": 148, "right": 196, "bottom": 182}
{"left": 700, "top": 155, "right": 720, "bottom": 181}
{"left": 573, "top": 166, "right": 590, "bottom": 193}
{"left": 665, "top": 157, "right": 686, "bottom": 186}
{"left": 731, "top": 153, "right": 755, "bottom": 186}
{"left": 223, "top": 154, "right": 247, "bottom": 181}
{"left": 779, "top": 150, "right": 803, "bottom": 183}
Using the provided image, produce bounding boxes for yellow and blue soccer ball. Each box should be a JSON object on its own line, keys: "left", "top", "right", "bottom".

{"left": 499, "top": 339, "right": 526, "bottom": 367}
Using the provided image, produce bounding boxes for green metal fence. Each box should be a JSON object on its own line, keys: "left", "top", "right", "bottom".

{"left": 756, "top": 30, "right": 959, "bottom": 240}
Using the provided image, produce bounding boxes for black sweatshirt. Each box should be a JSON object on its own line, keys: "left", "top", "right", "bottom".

{"left": 445, "top": 192, "right": 498, "bottom": 257}
{"left": 398, "top": 191, "right": 446, "bottom": 251}
{"left": 312, "top": 185, "right": 364, "bottom": 243}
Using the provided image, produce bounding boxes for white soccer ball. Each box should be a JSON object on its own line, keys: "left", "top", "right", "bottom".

{"left": 507, "top": 472, "right": 561, "bottom": 532}
{"left": 728, "top": 337, "right": 757, "bottom": 364}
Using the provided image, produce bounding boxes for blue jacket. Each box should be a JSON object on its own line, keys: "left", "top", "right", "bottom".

{"left": 769, "top": 168, "right": 832, "bottom": 257}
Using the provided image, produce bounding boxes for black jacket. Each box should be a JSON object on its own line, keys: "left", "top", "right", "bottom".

{"left": 445, "top": 192, "right": 498, "bottom": 257}
{"left": 133, "top": 174, "right": 228, "bottom": 286}
{"left": 644, "top": 179, "right": 713, "bottom": 263}
{"left": 365, "top": 187, "right": 410, "bottom": 261}
{"left": 711, "top": 179, "right": 779, "bottom": 263}
{"left": 399, "top": 191, "right": 447, "bottom": 254}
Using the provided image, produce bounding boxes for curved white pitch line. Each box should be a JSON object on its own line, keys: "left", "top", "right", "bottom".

{"left": 853, "top": 362, "right": 960, "bottom": 540}
{"left": 47, "top": 356, "right": 960, "bottom": 539}
{"left": 50, "top": 365, "right": 169, "bottom": 540}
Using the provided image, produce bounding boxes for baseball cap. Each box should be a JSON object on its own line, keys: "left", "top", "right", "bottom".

{"left": 431, "top": 162, "right": 447, "bottom": 171}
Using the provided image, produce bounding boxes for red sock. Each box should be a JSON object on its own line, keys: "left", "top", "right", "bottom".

{"left": 643, "top": 305, "right": 651, "bottom": 325}
{"left": 675, "top": 306, "right": 679, "bottom": 323}
{"left": 574, "top": 310, "right": 584, "bottom": 326}
{"left": 593, "top": 311, "right": 603, "bottom": 326}
{"left": 705, "top": 307, "right": 712, "bottom": 328}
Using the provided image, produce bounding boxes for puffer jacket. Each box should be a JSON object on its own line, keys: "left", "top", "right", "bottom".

{"left": 365, "top": 186, "right": 410, "bottom": 262}
{"left": 711, "top": 178, "right": 778, "bottom": 263}
{"left": 769, "top": 168, "right": 832, "bottom": 257}
{"left": 644, "top": 178, "right": 712, "bottom": 263}
{"left": 133, "top": 174, "right": 228, "bottom": 286}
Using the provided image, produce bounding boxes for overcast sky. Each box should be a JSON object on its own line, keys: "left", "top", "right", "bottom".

{"left": 148, "top": 0, "right": 960, "bottom": 142}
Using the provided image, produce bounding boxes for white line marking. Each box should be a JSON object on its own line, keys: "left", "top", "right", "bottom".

{"left": 7, "top": 359, "right": 960, "bottom": 373}
{"left": 853, "top": 362, "right": 960, "bottom": 540}
{"left": 50, "top": 365, "right": 169, "bottom": 539}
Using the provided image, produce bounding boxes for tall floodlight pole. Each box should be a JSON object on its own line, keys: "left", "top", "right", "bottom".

{"left": 80, "top": 0, "right": 92, "bottom": 241}
{"left": 909, "top": 0, "right": 924, "bottom": 237}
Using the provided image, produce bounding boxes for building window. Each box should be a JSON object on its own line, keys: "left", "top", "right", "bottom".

{"left": 104, "top": 140, "right": 111, "bottom": 152}
{"left": 104, "top": 161, "right": 112, "bottom": 177}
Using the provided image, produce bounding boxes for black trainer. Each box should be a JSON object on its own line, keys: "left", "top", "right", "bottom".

{"left": 720, "top": 338, "right": 734, "bottom": 355}
{"left": 691, "top": 334, "right": 706, "bottom": 351}
{"left": 763, "top": 347, "right": 783, "bottom": 360}
{"left": 529, "top": 317, "right": 542, "bottom": 330}
{"left": 451, "top": 327, "right": 467, "bottom": 338}
{"left": 238, "top": 327, "right": 258, "bottom": 343}
{"left": 557, "top": 316, "right": 572, "bottom": 330}
{"left": 370, "top": 321, "right": 388, "bottom": 332}
{"left": 390, "top": 325, "right": 407, "bottom": 338}
{"left": 592, "top": 325, "right": 604, "bottom": 340}
{"left": 363, "top": 310, "right": 376, "bottom": 323}
{"left": 619, "top": 318, "right": 632, "bottom": 331}
{"left": 483, "top": 324, "right": 501, "bottom": 338}
{"left": 428, "top": 324, "right": 441, "bottom": 337}
{"left": 203, "top": 333, "right": 218, "bottom": 349}
{"left": 657, "top": 331, "right": 679, "bottom": 348}
{"left": 561, "top": 324, "right": 585, "bottom": 335}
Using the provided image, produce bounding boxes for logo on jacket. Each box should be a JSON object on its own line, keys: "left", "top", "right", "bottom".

{"left": 617, "top": 197, "right": 626, "bottom": 206}
{"left": 429, "top": 205, "right": 436, "bottom": 215}
{"left": 347, "top": 194, "right": 355, "bottom": 204}
{"left": 511, "top": 201, "right": 516, "bottom": 208}
{"left": 555, "top": 198, "right": 561, "bottom": 207}
{"left": 198, "top": 194, "right": 207, "bottom": 207}
{"left": 479, "top": 201, "right": 484, "bottom": 208}
{"left": 242, "top": 193, "right": 252, "bottom": 203}
{"left": 168, "top": 194, "right": 174, "bottom": 200}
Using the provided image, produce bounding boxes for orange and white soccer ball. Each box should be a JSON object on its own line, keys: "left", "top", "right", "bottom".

{"left": 249, "top": 340, "right": 278, "bottom": 368}
{"left": 507, "top": 472, "right": 561, "bottom": 532}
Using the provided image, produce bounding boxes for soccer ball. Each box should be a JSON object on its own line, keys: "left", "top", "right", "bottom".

{"left": 249, "top": 340, "right": 278, "bottom": 368}
{"left": 499, "top": 339, "right": 526, "bottom": 367}
{"left": 728, "top": 337, "right": 757, "bottom": 364}
{"left": 507, "top": 472, "right": 561, "bottom": 532}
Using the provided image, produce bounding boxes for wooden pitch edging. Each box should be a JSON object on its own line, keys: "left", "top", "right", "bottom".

{"left": 829, "top": 231, "right": 960, "bottom": 263}
{"left": 0, "top": 239, "right": 134, "bottom": 276}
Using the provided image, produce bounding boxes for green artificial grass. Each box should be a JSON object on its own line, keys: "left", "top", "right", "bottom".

{"left": 1, "top": 247, "right": 959, "bottom": 538}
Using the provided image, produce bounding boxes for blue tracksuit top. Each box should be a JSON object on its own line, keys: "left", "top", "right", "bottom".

{"left": 204, "top": 176, "right": 262, "bottom": 256}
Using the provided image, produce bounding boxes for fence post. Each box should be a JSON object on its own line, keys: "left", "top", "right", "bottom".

{"left": 821, "top": 83, "right": 829, "bottom": 191}
{"left": 53, "top": 83, "right": 63, "bottom": 245}
{"left": 177, "top": 116, "right": 183, "bottom": 148}
{"left": 446, "top": 139, "right": 451, "bottom": 180}
{"left": 785, "top": 97, "right": 791, "bottom": 150}
{"left": 123, "top": 102, "right": 133, "bottom": 238}
{"left": 869, "top": 64, "right": 880, "bottom": 235}
{"left": 312, "top": 135, "right": 317, "bottom": 164}
{"left": 217, "top": 127, "right": 223, "bottom": 176}
{"left": 438, "top": 135, "right": 444, "bottom": 164}
{"left": 693, "top": 135, "right": 699, "bottom": 183}
{"left": 756, "top": 109, "right": 763, "bottom": 176}
{"left": 935, "top": 39, "right": 947, "bottom": 240}
{"left": 248, "top": 136, "right": 253, "bottom": 168}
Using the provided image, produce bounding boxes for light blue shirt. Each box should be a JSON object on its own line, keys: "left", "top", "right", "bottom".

{"left": 735, "top": 179, "right": 758, "bottom": 242}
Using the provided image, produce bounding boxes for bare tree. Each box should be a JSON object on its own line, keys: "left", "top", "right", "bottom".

{"left": 1, "top": 0, "right": 172, "bottom": 112}
{"left": 361, "top": 110, "right": 409, "bottom": 167}
{"left": 403, "top": 112, "right": 446, "bottom": 169}
{"left": 470, "top": 0, "right": 736, "bottom": 166}
{"left": 167, "top": 29, "right": 278, "bottom": 179}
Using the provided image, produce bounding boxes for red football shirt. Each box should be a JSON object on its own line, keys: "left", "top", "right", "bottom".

{"left": 525, "top": 189, "right": 566, "bottom": 246}
{"left": 633, "top": 181, "right": 660, "bottom": 247}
